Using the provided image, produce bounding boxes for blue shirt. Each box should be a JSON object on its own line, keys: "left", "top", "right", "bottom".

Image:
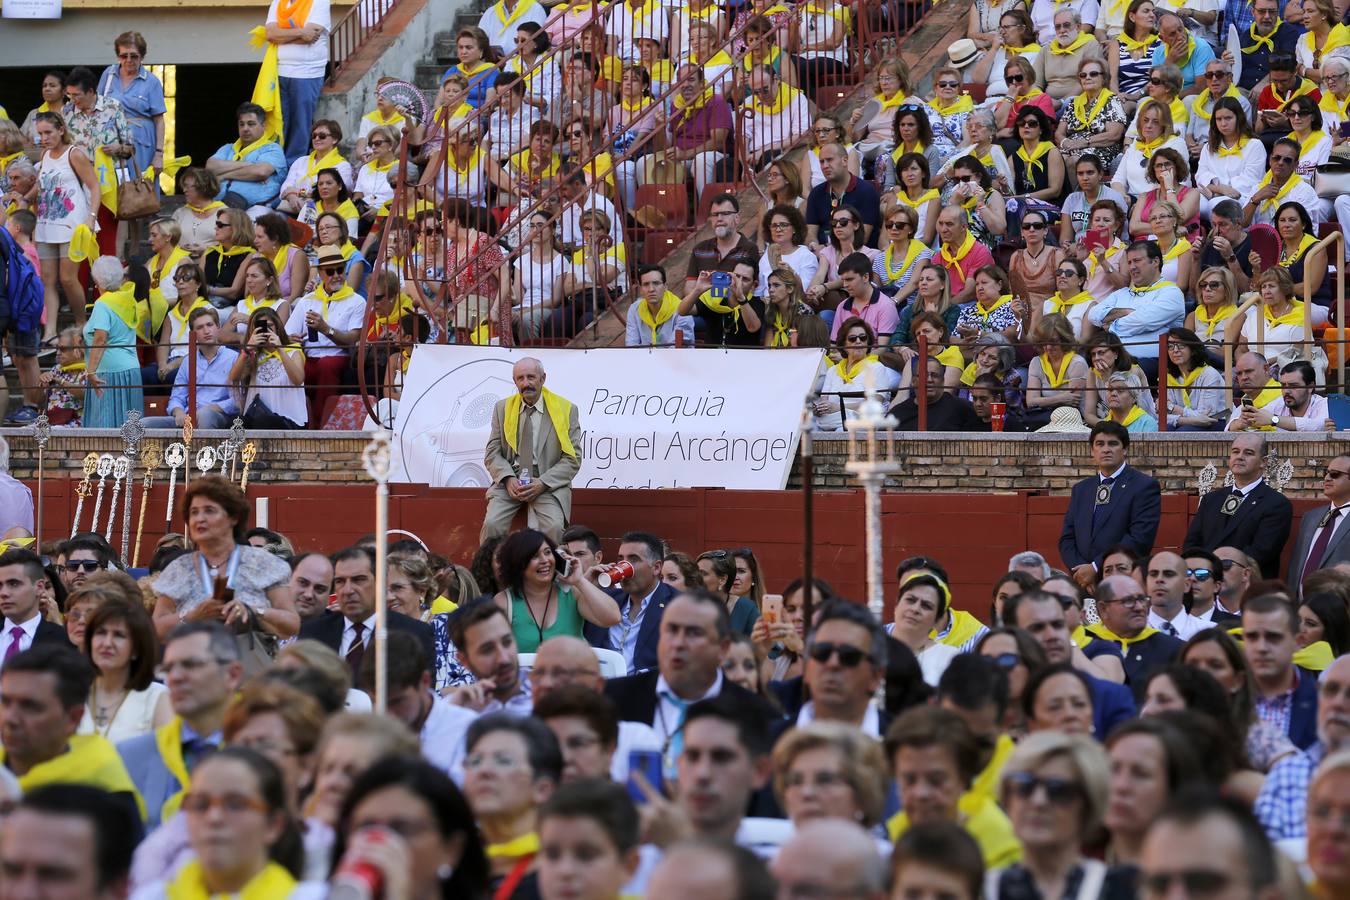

{"left": 166, "top": 346, "right": 241, "bottom": 417}
{"left": 1087, "top": 280, "right": 1185, "bottom": 358}
{"left": 1235, "top": 20, "right": 1305, "bottom": 91}
{"left": 1151, "top": 37, "right": 1216, "bottom": 91}
{"left": 440, "top": 64, "right": 500, "bottom": 108}
{"left": 97, "top": 65, "right": 167, "bottom": 174}
{"left": 608, "top": 586, "right": 657, "bottom": 673}
{"left": 209, "top": 140, "right": 286, "bottom": 207}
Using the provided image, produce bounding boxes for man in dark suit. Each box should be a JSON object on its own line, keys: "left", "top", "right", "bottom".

{"left": 298, "top": 546, "right": 435, "bottom": 678}
{"left": 1286, "top": 453, "right": 1350, "bottom": 592}
{"left": 769, "top": 600, "right": 889, "bottom": 738}
{"left": 1059, "top": 421, "right": 1162, "bottom": 591}
{"left": 1083, "top": 574, "right": 1184, "bottom": 700}
{"left": 1182, "top": 547, "right": 1241, "bottom": 628}
{"left": 1183, "top": 434, "right": 1293, "bottom": 580}
{"left": 604, "top": 590, "right": 770, "bottom": 775}
{"left": 1242, "top": 593, "right": 1319, "bottom": 749}
{"left": 582, "top": 531, "right": 673, "bottom": 675}
{"left": 1004, "top": 590, "right": 1137, "bottom": 739}
{"left": 0, "top": 549, "right": 73, "bottom": 665}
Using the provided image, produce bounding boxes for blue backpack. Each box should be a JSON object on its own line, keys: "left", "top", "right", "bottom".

{"left": 0, "top": 226, "right": 44, "bottom": 335}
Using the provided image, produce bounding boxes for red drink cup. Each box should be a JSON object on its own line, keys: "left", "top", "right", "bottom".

{"left": 991, "top": 402, "right": 1006, "bottom": 432}
{"left": 598, "top": 560, "right": 635, "bottom": 588}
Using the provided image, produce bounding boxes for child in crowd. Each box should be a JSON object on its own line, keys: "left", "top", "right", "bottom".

{"left": 38, "top": 326, "right": 86, "bottom": 425}
{"left": 4, "top": 209, "right": 40, "bottom": 272}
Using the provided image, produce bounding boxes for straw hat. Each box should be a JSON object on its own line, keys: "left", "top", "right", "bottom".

{"left": 1037, "top": 406, "right": 1091, "bottom": 433}
{"left": 947, "top": 39, "right": 980, "bottom": 70}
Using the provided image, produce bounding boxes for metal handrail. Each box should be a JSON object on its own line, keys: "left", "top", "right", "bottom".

{"left": 1300, "top": 231, "right": 1345, "bottom": 388}
{"left": 329, "top": 0, "right": 405, "bottom": 84}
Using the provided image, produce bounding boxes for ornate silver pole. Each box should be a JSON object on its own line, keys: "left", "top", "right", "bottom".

{"left": 72, "top": 453, "right": 99, "bottom": 539}
{"left": 29, "top": 414, "right": 51, "bottom": 548}
{"left": 106, "top": 458, "right": 128, "bottom": 544}
{"left": 362, "top": 430, "right": 392, "bottom": 715}
{"left": 90, "top": 454, "right": 115, "bottom": 538}
{"left": 119, "top": 412, "right": 145, "bottom": 561}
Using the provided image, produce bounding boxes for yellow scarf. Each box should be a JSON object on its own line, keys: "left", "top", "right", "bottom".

{"left": 742, "top": 44, "right": 782, "bottom": 72}
{"left": 1142, "top": 94, "right": 1188, "bottom": 127}
{"left": 1110, "top": 404, "right": 1148, "bottom": 426}
{"left": 166, "top": 296, "right": 210, "bottom": 331}
{"left": 940, "top": 232, "right": 977, "bottom": 283}
{"left": 1072, "top": 89, "right": 1115, "bottom": 128}
{"left": 453, "top": 60, "right": 497, "bottom": 81}
{"left": 1046, "top": 290, "right": 1092, "bottom": 315}
{"left": 749, "top": 82, "right": 796, "bottom": 116}
{"left": 149, "top": 245, "right": 190, "bottom": 290}
{"left": 1193, "top": 85, "right": 1243, "bottom": 122}
{"left": 504, "top": 388, "right": 577, "bottom": 457}
{"left": 491, "top": 0, "right": 537, "bottom": 28}
{"left": 929, "top": 93, "right": 975, "bottom": 116}
{"left": 313, "top": 281, "right": 356, "bottom": 316}
{"left": 0, "top": 151, "right": 22, "bottom": 175}
{"left": 623, "top": 0, "right": 664, "bottom": 22}
{"left": 936, "top": 345, "right": 966, "bottom": 369}
{"left": 512, "top": 148, "right": 561, "bottom": 181}
{"left": 1303, "top": 22, "right": 1350, "bottom": 61}
{"left": 230, "top": 135, "right": 272, "bottom": 161}
{"left": 1272, "top": 78, "right": 1318, "bottom": 111}
{"left": 769, "top": 310, "right": 792, "bottom": 347}
{"left": 153, "top": 717, "right": 193, "bottom": 822}
{"left": 636, "top": 290, "right": 680, "bottom": 344}
{"left": 303, "top": 146, "right": 345, "bottom": 181}
{"left": 1264, "top": 300, "right": 1305, "bottom": 328}
{"left": 934, "top": 608, "right": 987, "bottom": 649}
{"left": 363, "top": 107, "right": 406, "bottom": 129}
{"left": 974, "top": 293, "right": 1013, "bottom": 325}
{"left": 1320, "top": 88, "right": 1350, "bottom": 121}
{"left": 1253, "top": 170, "right": 1303, "bottom": 215}
{"left": 1244, "top": 19, "right": 1280, "bottom": 53}
{"left": 165, "top": 860, "right": 297, "bottom": 900}
{"left": 1216, "top": 137, "right": 1250, "bottom": 157}
{"left": 1252, "top": 378, "right": 1283, "bottom": 408}
{"left": 1169, "top": 33, "right": 1197, "bottom": 68}
{"left": 1280, "top": 232, "right": 1319, "bottom": 267}
{"left": 1289, "top": 129, "right": 1328, "bottom": 161}
{"left": 805, "top": 0, "right": 850, "bottom": 24}
{"left": 1016, "top": 141, "right": 1055, "bottom": 180}
{"left": 185, "top": 200, "right": 226, "bottom": 215}
{"left": 271, "top": 242, "right": 293, "bottom": 279}
{"left": 447, "top": 144, "right": 482, "bottom": 175}
{"left": 878, "top": 90, "right": 909, "bottom": 110}
{"left": 1195, "top": 302, "right": 1236, "bottom": 339}
{"left": 1168, "top": 364, "right": 1205, "bottom": 406}
{"left": 700, "top": 290, "right": 744, "bottom": 331}
{"left": 1118, "top": 31, "right": 1159, "bottom": 53}
{"left": 0, "top": 735, "right": 145, "bottom": 821}
{"left": 895, "top": 187, "right": 939, "bottom": 210}
{"left": 1049, "top": 32, "right": 1093, "bottom": 54}
{"left": 1134, "top": 134, "right": 1165, "bottom": 157}
{"left": 1004, "top": 41, "right": 1042, "bottom": 54}
{"left": 239, "top": 294, "right": 281, "bottom": 318}
{"left": 882, "top": 239, "right": 926, "bottom": 284}
{"left": 97, "top": 285, "right": 141, "bottom": 332}
{"left": 672, "top": 85, "right": 714, "bottom": 127}
{"left": 1161, "top": 237, "right": 1191, "bottom": 263}
{"left": 1040, "top": 352, "right": 1080, "bottom": 388}
{"left": 1086, "top": 622, "right": 1162, "bottom": 649}
{"left": 487, "top": 831, "right": 541, "bottom": 859}
{"left": 832, "top": 354, "right": 879, "bottom": 384}
{"left": 691, "top": 49, "right": 734, "bottom": 69}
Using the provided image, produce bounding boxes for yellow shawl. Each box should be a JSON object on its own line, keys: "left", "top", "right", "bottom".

{"left": 636, "top": 290, "right": 681, "bottom": 344}
{"left": 165, "top": 860, "right": 297, "bottom": 900}
{"left": 504, "top": 387, "right": 577, "bottom": 457}
{"left": 0, "top": 734, "right": 145, "bottom": 821}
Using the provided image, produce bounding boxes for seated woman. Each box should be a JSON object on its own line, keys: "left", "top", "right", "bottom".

{"left": 809, "top": 204, "right": 882, "bottom": 311}
{"left": 1023, "top": 313, "right": 1089, "bottom": 427}
{"left": 890, "top": 572, "right": 961, "bottom": 686}
{"left": 771, "top": 723, "right": 888, "bottom": 832}
{"left": 1033, "top": 7, "right": 1103, "bottom": 102}
{"left": 1164, "top": 325, "right": 1226, "bottom": 430}
{"left": 1126, "top": 147, "right": 1200, "bottom": 239}
{"left": 351, "top": 125, "right": 399, "bottom": 231}
{"left": 936, "top": 112, "right": 1013, "bottom": 196}
{"left": 761, "top": 267, "right": 815, "bottom": 347}
{"left": 1024, "top": 663, "right": 1096, "bottom": 736}
{"left": 145, "top": 219, "right": 191, "bottom": 335}
{"left": 278, "top": 119, "right": 353, "bottom": 216}
{"left": 203, "top": 208, "right": 255, "bottom": 307}
{"left": 252, "top": 212, "right": 309, "bottom": 308}
{"left": 1233, "top": 265, "right": 1309, "bottom": 362}
{"left": 1054, "top": 57, "right": 1127, "bottom": 172}
{"left": 759, "top": 204, "right": 820, "bottom": 302}
{"left": 1008, "top": 106, "right": 1064, "bottom": 212}
{"left": 1009, "top": 209, "right": 1065, "bottom": 310}
{"left": 813, "top": 317, "right": 900, "bottom": 431}
{"left": 871, "top": 205, "right": 930, "bottom": 305}
{"left": 892, "top": 262, "right": 960, "bottom": 346}
{"left": 1284, "top": 94, "right": 1332, "bottom": 180}
{"left": 892, "top": 309, "right": 968, "bottom": 400}
{"left": 221, "top": 256, "right": 288, "bottom": 346}
{"left": 1068, "top": 198, "right": 1129, "bottom": 299}
{"left": 1186, "top": 264, "right": 1241, "bottom": 355}
{"left": 765, "top": 159, "right": 806, "bottom": 212}
{"left": 1103, "top": 369, "right": 1158, "bottom": 431}
{"left": 230, "top": 306, "right": 308, "bottom": 429}
{"left": 1114, "top": 101, "right": 1189, "bottom": 202}
{"left": 171, "top": 168, "right": 225, "bottom": 257}
{"left": 1058, "top": 153, "right": 1128, "bottom": 245}
{"left": 1275, "top": 200, "right": 1331, "bottom": 309}
{"left": 879, "top": 103, "right": 944, "bottom": 191}
{"left": 992, "top": 55, "right": 1055, "bottom": 144}
{"left": 926, "top": 66, "right": 978, "bottom": 152}
{"left": 955, "top": 264, "right": 1023, "bottom": 345}
{"left": 798, "top": 114, "right": 862, "bottom": 191}
{"left": 881, "top": 150, "right": 941, "bottom": 247}
{"left": 1127, "top": 63, "right": 1188, "bottom": 145}
{"left": 513, "top": 210, "right": 571, "bottom": 342}
{"left": 151, "top": 261, "right": 211, "bottom": 387}
{"left": 1082, "top": 330, "right": 1155, "bottom": 424}
{"left": 1039, "top": 257, "right": 1095, "bottom": 340}
{"left": 941, "top": 157, "right": 1008, "bottom": 251}
{"left": 960, "top": 332, "right": 1022, "bottom": 399}
{"left": 304, "top": 167, "right": 361, "bottom": 238}
{"left": 313, "top": 213, "right": 369, "bottom": 293}
{"left": 972, "top": 8, "right": 1044, "bottom": 106}
{"left": 849, "top": 59, "right": 913, "bottom": 163}
{"left": 1147, "top": 198, "right": 1193, "bottom": 287}
{"left": 698, "top": 550, "right": 761, "bottom": 635}
{"left": 492, "top": 528, "right": 620, "bottom": 653}
{"left": 1107, "top": 0, "right": 1160, "bottom": 112}
{"left": 1195, "top": 97, "right": 1266, "bottom": 218}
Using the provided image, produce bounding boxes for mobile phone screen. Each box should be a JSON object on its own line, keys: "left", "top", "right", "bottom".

{"left": 551, "top": 548, "right": 573, "bottom": 579}
{"left": 627, "top": 750, "right": 664, "bottom": 804}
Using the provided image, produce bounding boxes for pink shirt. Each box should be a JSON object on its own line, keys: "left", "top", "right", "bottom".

{"left": 830, "top": 287, "right": 900, "bottom": 340}
{"left": 938, "top": 239, "right": 995, "bottom": 296}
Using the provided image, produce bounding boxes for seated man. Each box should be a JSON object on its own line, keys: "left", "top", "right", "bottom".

{"left": 1254, "top": 53, "right": 1319, "bottom": 144}
{"left": 1184, "top": 59, "right": 1252, "bottom": 157}
{"left": 806, "top": 143, "right": 880, "bottom": 249}
{"left": 285, "top": 244, "right": 365, "bottom": 426}
{"left": 745, "top": 64, "right": 814, "bottom": 172}
{"left": 1085, "top": 240, "right": 1184, "bottom": 381}
{"left": 626, "top": 265, "right": 695, "bottom": 347}
{"left": 1241, "top": 137, "right": 1320, "bottom": 227}
{"left": 204, "top": 101, "right": 286, "bottom": 212}
{"left": 682, "top": 194, "right": 759, "bottom": 294}
{"left": 1229, "top": 358, "right": 1335, "bottom": 432}
{"left": 932, "top": 207, "right": 994, "bottom": 303}
{"left": 140, "top": 307, "right": 239, "bottom": 430}
{"left": 679, "top": 260, "right": 764, "bottom": 346}
{"left": 890, "top": 356, "right": 984, "bottom": 431}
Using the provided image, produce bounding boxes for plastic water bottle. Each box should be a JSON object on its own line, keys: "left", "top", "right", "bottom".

{"left": 518, "top": 470, "right": 532, "bottom": 487}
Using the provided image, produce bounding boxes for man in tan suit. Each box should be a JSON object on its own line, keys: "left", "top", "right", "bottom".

{"left": 481, "top": 357, "right": 583, "bottom": 542}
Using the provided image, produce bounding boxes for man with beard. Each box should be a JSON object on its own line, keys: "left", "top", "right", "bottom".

{"left": 446, "top": 598, "right": 533, "bottom": 715}
{"left": 682, "top": 194, "right": 759, "bottom": 293}
{"left": 287, "top": 552, "right": 334, "bottom": 622}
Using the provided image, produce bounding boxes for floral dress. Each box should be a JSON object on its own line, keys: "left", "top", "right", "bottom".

{"left": 1059, "top": 92, "right": 1127, "bottom": 171}
{"left": 62, "top": 96, "right": 131, "bottom": 161}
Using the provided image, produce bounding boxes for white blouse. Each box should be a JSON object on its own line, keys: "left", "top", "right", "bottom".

{"left": 814, "top": 358, "right": 901, "bottom": 431}
{"left": 1195, "top": 138, "right": 1267, "bottom": 200}
{"left": 244, "top": 346, "right": 309, "bottom": 426}
{"left": 77, "top": 682, "right": 167, "bottom": 746}
{"left": 1114, "top": 135, "right": 1190, "bottom": 196}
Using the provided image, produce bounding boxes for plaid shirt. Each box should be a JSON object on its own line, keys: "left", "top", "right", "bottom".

{"left": 1254, "top": 742, "right": 1324, "bottom": 840}
{"left": 1255, "top": 670, "right": 1300, "bottom": 739}
{"left": 1221, "top": 0, "right": 1255, "bottom": 36}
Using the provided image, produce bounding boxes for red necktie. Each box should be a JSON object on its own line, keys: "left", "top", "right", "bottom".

{"left": 1303, "top": 507, "right": 1344, "bottom": 579}
{"left": 3, "top": 627, "right": 24, "bottom": 663}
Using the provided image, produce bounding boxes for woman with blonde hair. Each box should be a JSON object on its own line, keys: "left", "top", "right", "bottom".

{"left": 772, "top": 722, "right": 889, "bottom": 830}
{"left": 762, "top": 266, "right": 812, "bottom": 348}
{"left": 1024, "top": 313, "right": 1088, "bottom": 425}
{"left": 203, "top": 207, "right": 256, "bottom": 306}
{"left": 1235, "top": 265, "right": 1308, "bottom": 360}
{"left": 1146, "top": 198, "right": 1192, "bottom": 287}
{"left": 1112, "top": 100, "right": 1188, "bottom": 200}
{"left": 386, "top": 553, "right": 438, "bottom": 621}
{"left": 765, "top": 158, "right": 805, "bottom": 210}
{"left": 892, "top": 261, "right": 958, "bottom": 345}
{"left": 850, "top": 59, "right": 916, "bottom": 162}
{"left": 1185, "top": 264, "right": 1240, "bottom": 352}
{"left": 1297, "top": 0, "right": 1349, "bottom": 82}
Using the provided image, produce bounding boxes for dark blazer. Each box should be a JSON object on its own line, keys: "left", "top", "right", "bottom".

{"left": 1288, "top": 665, "right": 1320, "bottom": 750}
{"left": 1087, "top": 674, "right": 1137, "bottom": 741}
{"left": 298, "top": 609, "right": 436, "bottom": 669}
{"left": 603, "top": 668, "right": 774, "bottom": 729}
{"left": 1059, "top": 465, "right": 1162, "bottom": 570}
{"left": 1183, "top": 482, "right": 1292, "bottom": 580}
{"left": 1084, "top": 631, "right": 1184, "bottom": 700}
{"left": 583, "top": 582, "right": 675, "bottom": 674}
{"left": 1286, "top": 503, "right": 1350, "bottom": 590}
{"left": 32, "top": 619, "right": 74, "bottom": 650}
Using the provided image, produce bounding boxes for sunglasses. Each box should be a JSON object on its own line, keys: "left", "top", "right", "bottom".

{"left": 1080, "top": 71, "right": 1104, "bottom": 79}
{"left": 845, "top": 333, "right": 870, "bottom": 343}
{"left": 1219, "top": 558, "right": 1247, "bottom": 571}
{"left": 370, "top": 139, "right": 391, "bottom": 147}
{"left": 1205, "top": 71, "right": 1229, "bottom": 79}
{"left": 1055, "top": 268, "right": 1079, "bottom": 277}
{"left": 936, "top": 80, "right": 961, "bottom": 88}
{"left": 1271, "top": 154, "right": 1297, "bottom": 164}
{"left": 1326, "top": 468, "right": 1350, "bottom": 479}
{"left": 320, "top": 266, "right": 345, "bottom": 275}
{"left": 886, "top": 220, "right": 909, "bottom": 229}
{"left": 61, "top": 560, "right": 101, "bottom": 573}
{"left": 214, "top": 220, "right": 230, "bottom": 228}
{"left": 955, "top": 175, "right": 975, "bottom": 183}
{"left": 808, "top": 641, "right": 868, "bottom": 667}
{"left": 1187, "top": 568, "right": 1214, "bottom": 582}
{"left": 1023, "top": 220, "right": 1047, "bottom": 230}
{"left": 988, "top": 652, "right": 1020, "bottom": 670}
{"left": 1142, "top": 872, "right": 1234, "bottom": 897}
{"left": 832, "top": 218, "right": 856, "bottom": 227}
{"left": 312, "top": 132, "right": 333, "bottom": 140}
{"left": 118, "top": 52, "right": 141, "bottom": 60}
{"left": 173, "top": 273, "right": 198, "bottom": 282}
{"left": 1006, "top": 73, "right": 1025, "bottom": 83}
{"left": 1019, "top": 118, "right": 1041, "bottom": 127}
{"left": 1199, "top": 280, "right": 1223, "bottom": 289}
{"left": 1148, "top": 76, "right": 1166, "bottom": 85}
{"left": 1288, "top": 108, "right": 1312, "bottom": 117}
{"left": 1006, "top": 772, "right": 1084, "bottom": 805}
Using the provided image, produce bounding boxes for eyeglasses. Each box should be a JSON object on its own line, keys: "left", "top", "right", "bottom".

{"left": 886, "top": 220, "right": 909, "bottom": 230}
{"left": 1055, "top": 268, "right": 1079, "bottom": 277}
{"left": 61, "top": 560, "right": 101, "bottom": 573}
{"left": 1006, "top": 772, "right": 1084, "bottom": 805}
{"left": 1187, "top": 567, "right": 1214, "bottom": 582}
{"left": 1326, "top": 468, "right": 1350, "bottom": 479}
{"left": 312, "top": 131, "right": 333, "bottom": 140}
{"left": 181, "top": 792, "right": 268, "bottom": 816}
{"left": 845, "top": 333, "right": 870, "bottom": 344}
{"left": 1102, "top": 594, "right": 1149, "bottom": 608}
{"left": 936, "top": 80, "right": 961, "bottom": 88}
{"left": 770, "top": 221, "right": 792, "bottom": 229}
{"left": 1271, "top": 154, "right": 1297, "bottom": 164}
{"left": 807, "top": 641, "right": 868, "bottom": 667}
{"left": 214, "top": 220, "right": 230, "bottom": 228}
{"left": 1006, "top": 73, "right": 1025, "bottom": 83}
{"left": 370, "top": 139, "right": 391, "bottom": 147}
{"left": 1142, "top": 871, "right": 1234, "bottom": 898}
{"left": 1219, "top": 558, "right": 1247, "bottom": 571}
{"left": 1080, "top": 71, "right": 1104, "bottom": 79}
{"left": 173, "top": 272, "right": 198, "bottom": 283}
{"left": 1198, "top": 280, "right": 1222, "bottom": 289}
{"left": 1205, "top": 71, "right": 1228, "bottom": 79}
{"left": 1023, "top": 220, "right": 1047, "bottom": 230}
{"left": 118, "top": 52, "right": 141, "bottom": 60}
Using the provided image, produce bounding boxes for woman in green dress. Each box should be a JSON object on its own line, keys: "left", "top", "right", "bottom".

{"left": 492, "top": 529, "right": 620, "bottom": 653}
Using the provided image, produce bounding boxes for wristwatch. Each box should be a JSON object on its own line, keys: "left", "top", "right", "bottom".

{"left": 1272, "top": 414, "right": 1282, "bottom": 428}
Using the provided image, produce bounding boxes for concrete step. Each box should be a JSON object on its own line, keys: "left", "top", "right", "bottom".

{"left": 414, "top": 63, "right": 447, "bottom": 91}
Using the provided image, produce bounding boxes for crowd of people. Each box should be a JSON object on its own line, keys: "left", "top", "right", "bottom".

{"left": 0, "top": 411, "right": 1347, "bottom": 898}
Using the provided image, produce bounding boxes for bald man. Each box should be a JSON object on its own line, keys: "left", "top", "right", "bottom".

{"left": 481, "top": 357, "right": 583, "bottom": 542}
{"left": 1182, "top": 434, "right": 1292, "bottom": 580}
{"left": 770, "top": 820, "right": 887, "bottom": 900}
{"left": 1081, "top": 573, "right": 1183, "bottom": 698}
{"left": 533, "top": 636, "right": 662, "bottom": 782}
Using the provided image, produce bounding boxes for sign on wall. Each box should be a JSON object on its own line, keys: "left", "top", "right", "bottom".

{"left": 390, "top": 346, "right": 824, "bottom": 490}
{"left": 2, "top": 0, "right": 61, "bottom": 18}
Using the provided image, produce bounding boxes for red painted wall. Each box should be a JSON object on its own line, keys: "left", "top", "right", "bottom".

{"left": 29, "top": 479, "right": 1319, "bottom": 614}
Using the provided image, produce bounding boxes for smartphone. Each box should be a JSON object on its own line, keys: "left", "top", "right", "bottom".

{"left": 256, "top": 320, "right": 271, "bottom": 335}
{"left": 627, "top": 750, "right": 664, "bottom": 805}
{"left": 1341, "top": 121, "right": 1350, "bottom": 140}
{"left": 551, "top": 548, "right": 574, "bottom": 579}
{"left": 1241, "top": 396, "right": 1254, "bottom": 408}
{"left": 762, "top": 593, "right": 784, "bottom": 623}
{"left": 1082, "top": 227, "right": 1111, "bottom": 257}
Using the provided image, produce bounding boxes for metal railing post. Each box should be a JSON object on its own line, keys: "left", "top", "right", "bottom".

{"left": 917, "top": 333, "right": 928, "bottom": 431}
{"left": 1156, "top": 333, "right": 1168, "bottom": 432}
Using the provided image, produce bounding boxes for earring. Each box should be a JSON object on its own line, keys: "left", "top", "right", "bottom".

{"left": 437, "top": 864, "right": 455, "bottom": 881}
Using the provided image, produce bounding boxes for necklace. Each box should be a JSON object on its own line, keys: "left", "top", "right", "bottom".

{"left": 91, "top": 682, "right": 129, "bottom": 735}
{"left": 524, "top": 584, "right": 555, "bottom": 644}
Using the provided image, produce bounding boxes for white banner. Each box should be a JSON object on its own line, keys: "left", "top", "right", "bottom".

{"left": 390, "top": 346, "right": 824, "bottom": 490}
{"left": 2, "top": 0, "right": 61, "bottom": 18}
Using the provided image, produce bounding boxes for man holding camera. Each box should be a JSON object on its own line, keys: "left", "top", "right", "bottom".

{"left": 679, "top": 260, "right": 763, "bottom": 346}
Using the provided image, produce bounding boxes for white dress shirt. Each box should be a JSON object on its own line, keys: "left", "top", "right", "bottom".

{"left": 1147, "top": 606, "right": 1210, "bottom": 640}
{"left": 339, "top": 615, "right": 374, "bottom": 657}
{"left": 652, "top": 670, "right": 723, "bottom": 745}
{"left": 1226, "top": 393, "right": 1331, "bottom": 432}
{"left": 421, "top": 692, "right": 478, "bottom": 781}
{"left": 795, "top": 700, "right": 882, "bottom": 738}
